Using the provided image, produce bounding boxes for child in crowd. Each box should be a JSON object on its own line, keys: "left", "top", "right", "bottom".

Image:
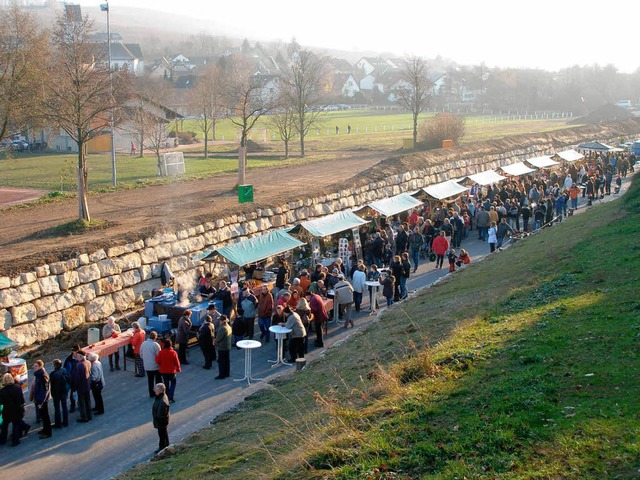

{"left": 447, "top": 249, "right": 458, "bottom": 272}
{"left": 457, "top": 249, "right": 471, "bottom": 267}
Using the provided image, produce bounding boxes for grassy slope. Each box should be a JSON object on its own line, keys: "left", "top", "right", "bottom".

{"left": 120, "top": 179, "right": 640, "bottom": 480}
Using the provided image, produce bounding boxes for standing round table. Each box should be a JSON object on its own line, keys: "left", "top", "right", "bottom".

{"left": 234, "top": 340, "right": 263, "bottom": 384}
{"left": 365, "top": 281, "right": 381, "bottom": 313}
{"left": 268, "top": 325, "right": 292, "bottom": 367}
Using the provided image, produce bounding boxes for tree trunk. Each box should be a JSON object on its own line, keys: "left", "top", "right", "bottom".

{"left": 299, "top": 118, "right": 305, "bottom": 157}
{"left": 284, "top": 139, "right": 289, "bottom": 159}
{"left": 76, "top": 140, "right": 90, "bottom": 222}
{"left": 238, "top": 138, "right": 246, "bottom": 186}
{"left": 413, "top": 113, "right": 418, "bottom": 148}
{"left": 138, "top": 131, "right": 144, "bottom": 158}
{"left": 203, "top": 117, "right": 209, "bottom": 158}
{"left": 211, "top": 118, "right": 217, "bottom": 141}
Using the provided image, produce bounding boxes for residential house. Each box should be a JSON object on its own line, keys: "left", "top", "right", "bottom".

{"left": 355, "top": 57, "right": 392, "bottom": 76}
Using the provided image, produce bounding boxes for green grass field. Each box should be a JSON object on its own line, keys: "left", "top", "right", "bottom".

{"left": 120, "top": 179, "right": 640, "bottom": 479}
{"left": 0, "top": 112, "right": 573, "bottom": 192}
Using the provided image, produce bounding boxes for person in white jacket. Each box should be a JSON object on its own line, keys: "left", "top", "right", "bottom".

{"left": 351, "top": 264, "right": 367, "bottom": 313}
{"left": 140, "top": 331, "right": 162, "bottom": 398}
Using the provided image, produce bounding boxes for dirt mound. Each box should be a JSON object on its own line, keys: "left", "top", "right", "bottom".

{"left": 569, "top": 103, "right": 633, "bottom": 125}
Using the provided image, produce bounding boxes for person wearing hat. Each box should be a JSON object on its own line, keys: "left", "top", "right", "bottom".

{"left": 131, "top": 321, "right": 147, "bottom": 376}
{"left": 71, "top": 349, "right": 92, "bottom": 422}
{"left": 299, "top": 269, "right": 311, "bottom": 294}
{"left": 206, "top": 303, "right": 222, "bottom": 330}
{"left": 102, "top": 316, "right": 121, "bottom": 371}
{"left": 0, "top": 372, "right": 29, "bottom": 446}
{"left": 214, "top": 315, "right": 232, "bottom": 380}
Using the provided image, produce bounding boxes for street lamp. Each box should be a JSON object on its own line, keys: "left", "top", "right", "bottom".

{"left": 100, "top": 1, "right": 117, "bottom": 186}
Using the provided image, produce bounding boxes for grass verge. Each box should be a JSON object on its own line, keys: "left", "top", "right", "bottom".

{"left": 119, "top": 177, "right": 640, "bottom": 479}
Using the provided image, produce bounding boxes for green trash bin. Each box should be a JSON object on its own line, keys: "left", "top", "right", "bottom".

{"left": 238, "top": 184, "right": 254, "bottom": 204}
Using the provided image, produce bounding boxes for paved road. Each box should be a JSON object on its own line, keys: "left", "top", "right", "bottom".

{"left": 0, "top": 177, "right": 631, "bottom": 479}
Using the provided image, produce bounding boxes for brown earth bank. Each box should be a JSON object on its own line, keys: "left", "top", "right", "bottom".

{"left": 0, "top": 119, "right": 638, "bottom": 277}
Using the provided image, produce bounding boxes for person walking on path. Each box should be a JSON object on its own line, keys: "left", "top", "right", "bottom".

{"left": 215, "top": 315, "right": 232, "bottom": 380}
{"left": 49, "top": 359, "right": 69, "bottom": 428}
{"left": 176, "top": 310, "right": 192, "bottom": 365}
{"left": 0, "top": 373, "right": 29, "bottom": 446}
{"left": 400, "top": 252, "right": 411, "bottom": 299}
{"left": 102, "top": 316, "right": 121, "bottom": 371}
{"left": 432, "top": 231, "right": 449, "bottom": 269}
{"left": 156, "top": 339, "right": 181, "bottom": 403}
{"left": 88, "top": 353, "right": 105, "bottom": 415}
{"left": 141, "top": 331, "right": 162, "bottom": 398}
{"left": 32, "top": 360, "right": 52, "bottom": 439}
{"left": 131, "top": 321, "right": 146, "bottom": 377}
{"left": 151, "top": 383, "right": 170, "bottom": 454}
{"left": 198, "top": 315, "right": 216, "bottom": 370}
{"left": 408, "top": 227, "right": 424, "bottom": 273}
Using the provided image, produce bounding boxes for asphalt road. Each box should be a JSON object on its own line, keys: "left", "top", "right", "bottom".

{"left": 0, "top": 178, "right": 631, "bottom": 479}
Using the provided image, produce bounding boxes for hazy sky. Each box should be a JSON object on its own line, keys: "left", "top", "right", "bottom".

{"left": 85, "top": 0, "right": 639, "bottom": 73}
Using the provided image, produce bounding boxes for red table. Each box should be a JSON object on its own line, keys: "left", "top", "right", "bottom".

{"left": 83, "top": 330, "right": 134, "bottom": 371}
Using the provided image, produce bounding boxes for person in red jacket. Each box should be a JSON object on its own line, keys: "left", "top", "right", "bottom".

{"left": 130, "top": 321, "right": 146, "bottom": 377}
{"left": 431, "top": 231, "right": 450, "bottom": 269}
{"left": 155, "top": 339, "right": 181, "bottom": 403}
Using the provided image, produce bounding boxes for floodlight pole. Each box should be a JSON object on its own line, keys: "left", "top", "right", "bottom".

{"left": 102, "top": 1, "right": 116, "bottom": 186}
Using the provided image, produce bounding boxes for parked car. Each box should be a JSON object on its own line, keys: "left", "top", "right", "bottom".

{"left": 11, "top": 139, "right": 29, "bottom": 151}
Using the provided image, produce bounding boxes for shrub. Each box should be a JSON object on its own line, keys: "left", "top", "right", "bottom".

{"left": 419, "top": 113, "right": 466, "bottom": 150}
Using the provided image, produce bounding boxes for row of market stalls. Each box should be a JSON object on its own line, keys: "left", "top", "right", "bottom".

{"left": 193, "top": 145, "right": 610, "bottom": 276}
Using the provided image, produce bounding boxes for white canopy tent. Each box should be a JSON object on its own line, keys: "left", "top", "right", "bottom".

{"left": 465, "top": 170, "right": 506, "bottom": 186}
{"left": 499, "top": 162, "right": 536, "bottom": 177}
{"left": 554, "top": 149, "right": 585, "bottom": 162}
{"left": 362, "top": 193, "right": 423, "bottom": 217}
{"left": 296, "top": 210, "right": 369, "bottom": 238}
{"left": 422, "top": 179, "right": 469, "bottom": 200}
{"left": 525, "top": 156, "right": 559, "bottom": 169}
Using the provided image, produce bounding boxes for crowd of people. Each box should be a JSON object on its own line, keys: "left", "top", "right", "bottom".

{"left": 1, "top": 149, "right": 633, "bottom": 454}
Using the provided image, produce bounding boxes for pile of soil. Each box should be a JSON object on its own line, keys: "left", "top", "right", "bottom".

{"left": 569, "top": 103, "right": 633, "bottom": 125}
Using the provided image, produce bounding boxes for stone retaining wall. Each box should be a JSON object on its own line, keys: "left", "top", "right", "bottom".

{"left": 0, "top": 130, "right": 635, "bottom": 348}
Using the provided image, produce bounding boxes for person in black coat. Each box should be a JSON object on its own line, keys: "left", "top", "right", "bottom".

{"left": 275, "top": 259, "right": 290, "bottom": 290}
{"left": 32, "top": 360, "right": 52, "bottom": 439}
{"left": 152, "top": 383, "right": 170, "bottom": 454}
{"left": 215, "top": 281, "right": 233, "bottom": 318}
{"left": 389, "top": 255, "right": 403, "bottom": 302}
{"left": 49, "top": 359, "right": 70, "bottom": 428}
{"left": 395, "top": 226, "right": 408, "bottom": 255}
{"left": 0, "top": 373, "right": 29, "bottom": 446}
{"left": 198, "top": 315, "right": 216, "bottom": 369}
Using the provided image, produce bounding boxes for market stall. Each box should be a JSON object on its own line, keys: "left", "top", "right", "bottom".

{"left": 291, "top": 210, "right": 369, "bottom": 268}
{"left": 525, "top": 155, "right": 559, "bottom": 169}
{"left": 360, "top": 193, "right": 423, "bottom": 218}
{"left": 499, "top": 162, "right": 536, "bottom": 177}
{"left": 554, "top": 149, "right": 584, "bottom": 162}
{"left": 464, "top": 169, "right": 506, "bottom": 186}
{"left": 577, "top": 141, "right": 620, "bottom": 152}
{"left": 420, "top": 179, "right": 469, "bottom": 200}
{"left": 199, "top": 228, "right": 303, "bottom": 293}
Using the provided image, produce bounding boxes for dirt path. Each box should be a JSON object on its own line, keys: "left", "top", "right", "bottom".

{"left": 0, "top": 150, "right": 390, "bottom": 275}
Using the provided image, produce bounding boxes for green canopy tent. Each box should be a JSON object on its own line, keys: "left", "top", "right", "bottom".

{"left": 290, "top": 210, "right": 369, "bottom": 266}
{"left": 198, "top": 229, "right": 305, "bottom": 267}
{"left": 0, "top": 332, "right": 17, "bottom": 354}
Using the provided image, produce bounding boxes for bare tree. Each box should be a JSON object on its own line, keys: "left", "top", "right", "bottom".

{"left": 396, "top": 56, "right": 433, "bottom": 148}
{"left": 281, "top": 47, "right": 326, "bottom": 157}
{"left": 267, "top": 102, "right": 296, "bottom": 159}
{"left": 219, "top": 56, "right": 279, "bottom": 186}
{"left": 41, "top": 13, "right": 130, "bottom": 221}
{"left": 0, "top": 5, "right": 48, "bottom": 143}
{"left": 190, "top": 65, "right": 222, "bottom": 158}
